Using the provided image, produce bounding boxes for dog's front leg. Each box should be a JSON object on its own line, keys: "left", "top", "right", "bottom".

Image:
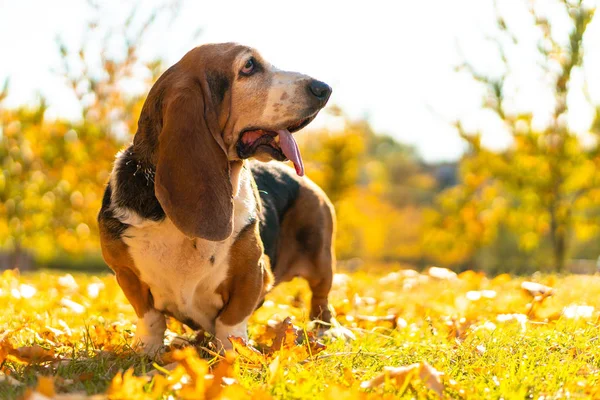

{"left": 215, "top": 223, "right": 271, "bottom": 350}
{"left": 115, "top": 268, "right": 166, "bottom": 354}
{"left": 214, "top": 268, "right": 263, "bottom": 349}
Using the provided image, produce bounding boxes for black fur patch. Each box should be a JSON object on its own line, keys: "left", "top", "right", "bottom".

{"left": 97, "top": 184, "right": 128, "bottom": 240}
{"left": 296, "top": 226, "right": 322, "bottom": 255}
{"left": 97, "top": 145, "right": 165, "bottom": 240}
{"left": 249, "top": 161, "right": 301, "bottom": 269}
{"left": 112, "top": 146, "right": 165, "bottom": 222}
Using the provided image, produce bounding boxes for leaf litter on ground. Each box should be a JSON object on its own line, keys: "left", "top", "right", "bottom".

{"left": 1, "top": 267, "right": 600, "bottom": 398}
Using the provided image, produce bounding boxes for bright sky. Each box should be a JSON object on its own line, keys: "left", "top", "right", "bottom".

{"left": 1, "top": 0, "right": 599, "bottom": 161}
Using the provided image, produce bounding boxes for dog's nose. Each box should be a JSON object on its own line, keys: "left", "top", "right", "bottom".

{"left": 308, "top": 80, "right": 332, "bottom": 102}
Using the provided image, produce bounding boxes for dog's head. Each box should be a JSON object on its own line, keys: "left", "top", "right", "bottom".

{"left": 133, "top": 43, "right": 331, "bottom": 241}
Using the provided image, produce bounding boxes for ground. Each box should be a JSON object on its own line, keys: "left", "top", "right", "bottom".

{"left": 1, "top": 266, "right": 600, "bottom": 399}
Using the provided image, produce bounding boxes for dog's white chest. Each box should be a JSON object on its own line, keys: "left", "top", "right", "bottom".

{"left": 119, "top": 171, "right": 256, "bottom": 332}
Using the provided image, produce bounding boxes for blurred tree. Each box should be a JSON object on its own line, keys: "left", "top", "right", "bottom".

{"left": 0, "top": 5, "right": 169, "bottom": 267}
{"left": 2, "top": 1, "right": 441, "bottom": 269}
{"left": 301, "top": 109, "right": 434, "bottom": 263}
{"left": 301, "top": 114, "right": 366, "bottom": 204}
{"left": 426, "top": 0, "right": 599, "bottom": 271}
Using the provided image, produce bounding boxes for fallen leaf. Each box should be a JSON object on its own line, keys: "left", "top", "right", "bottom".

{"left": 10, "top": 345, "right": 57, "bottom": 363}
{"left": 466, "top": 290, "right": 496, "bottom": 301}
{"left": 361, "top": 364, "right": 416, "bottom": 389}
{"left": 521, "top": 281, "right": 553, "bottom": 297}
{"left": 255, "top": 317, "right": 327, "bottom": 358}
{"left": 458, "top": 270, "right": 486, "bottom": 287}
{"left": 58, "top": 274, "right": 79, "bottom": 291}
{"left": 496, "top": 313, "right": 527, "bottom": 332}
{"left": 303, "top": 331, "right": 327, "bottom": 356}
{"left": 228, "top": 337, "right": 265, "bottom": 365}
{"left": 343, "top": 367, "right": 355, "bottom": 385}
{"left": 36, "top": 376, "right": 56, "bottom": 397}
{"left": 324, "top": 384, "right": 369, "bottom": 400}
{"left": 170, "top": 347, "right": 210, "bottom": 383}
{"left": 107, "top": 368, "right": 150, "bottom": 400}
{"left": 270, "top": 317, "right": 298, "bottom": 350}
{"left": 60, "top": 298, "right": 86, "bottom": 314}
{"left": 491, "top": 273, "right": 512, "bottom": 285}
{"left": 419, "top": 361, "right": 444, "bottom": 396}
{"left": 428, "top": 267, "right": 458, "bottom": 280}
{"left": 563, "top": 305, "right": 594, "bottom": 319}
{"left": 205, "top": 350, "right": 237, "bottom": 398}
{"left": 360, "top": 361, "right": 444, "bottom": 397}
{"left": 267, "top": 355, "right": 280, "bottom": 385}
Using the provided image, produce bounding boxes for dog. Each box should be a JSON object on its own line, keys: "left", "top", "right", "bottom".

{"left": 97, "top": 43, "right": 335, "bottom": 353}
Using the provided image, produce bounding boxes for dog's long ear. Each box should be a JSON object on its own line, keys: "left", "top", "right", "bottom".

{"left": 154, "top": 84, "right": 233, "bottom": 241}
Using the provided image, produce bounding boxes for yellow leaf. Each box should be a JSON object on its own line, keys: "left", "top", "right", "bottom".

{"left": 428, "top": 267, "right": 457, "bottom": 280}
{"left": 10, "top": 345, "right": 57, "bottom": 364}
{"left": 217, "top": 384, "right": 252, "bottom": 400}
{"left": 343, "top": 367, "right": 355, "bottom": 385}
{"left": 267, "top": 356, "right": 280, "bottom": 385}
{"left": 205, "top": 351, "right": 237, "bottom": 399}
{"left": 228, "top": 337, "right": 265, "bottom": 365}
{"left": 491, "top": 273, "right": 512, "bottom": 285}
{"left": 418, "top": 361, "right": 444, "bottom": 397}
{"left": 36, "top": 376, "right": 55, "bottom": 397}
{"left": 171, "top": 347, "right": 209, "bottom": 386}
{"left": 107, "top": 368, "right": 149, "bottom": 400}
{"left": 521, "top": 281, "right": 553, "bottom": 297}
{"left": 360, "top": 361, "right": 444, "bottom": 398}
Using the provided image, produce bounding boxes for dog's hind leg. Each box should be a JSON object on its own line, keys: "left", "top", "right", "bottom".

{"left": 307, "top": 251, "right": 334, "bottom": 323}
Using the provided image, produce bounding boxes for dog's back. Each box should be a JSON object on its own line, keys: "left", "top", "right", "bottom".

{"left": 249, "top": 161, "right": 335, "bottom": 322}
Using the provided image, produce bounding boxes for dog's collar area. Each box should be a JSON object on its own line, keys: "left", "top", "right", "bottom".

{"left": 124, "top": 150, "right": 156, "bottom": 186}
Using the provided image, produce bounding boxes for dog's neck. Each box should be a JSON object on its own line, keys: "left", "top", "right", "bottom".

{"left": 124, "top": 148, "right": 156, "bottom": 186}
{"left": 125, "top": 145, "right": 244, "bottom": 198}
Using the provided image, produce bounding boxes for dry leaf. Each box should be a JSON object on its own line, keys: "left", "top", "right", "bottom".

{"left": 36, "top": 376, "right": 56, "bottom": 398}
{"left": 343, "top": 367, "right": 355, "bottom": 385}
{"left": 428, "top": 267, "right": 457, "bottom": 280}
{"left": 170, "top": 347, "right": 210, "bottom": 383}
{"left": 563, "top": 305, "right": 594, "bottom": 319}
{"left": 60, "top": 298, "right": 86, "bottom": 314}
{"left": 263, "top": 317, "right": 327, "bottom": 357}
{"left": 10, "top": 345, "right": 57, "bottom": 363}
{"left": 205, "top": 350, "right": 237, "bottom": 398}
{"left": 521, "top": 281, "right": 553, "bottom": 297}
{"left": 360, "top": 364, "right": 417, "bottom": 389}
{"left": 267, "top": 356, "right": 280, "bottom": 385}
{"left": 228, "top": 337, "right": 265, "bottom": 365}
{"left": 270, "top": 317, "right": 298, "bottom": 351}
{"left": 360, "top": 361, "right": 444, "bottom": 397}
{"left": 419, "top": 361, "right": 444, "bottom": 396}
{"left": 107, "top": 368, "right": 150, "bottom": 400}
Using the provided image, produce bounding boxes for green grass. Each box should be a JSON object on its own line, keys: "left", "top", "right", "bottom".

{"left": 1, "top": 268, "right": 600, "bottom": 399}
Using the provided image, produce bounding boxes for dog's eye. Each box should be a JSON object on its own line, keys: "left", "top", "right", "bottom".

{"left": 241, "top": 58, "right": 255, "bottom": 75}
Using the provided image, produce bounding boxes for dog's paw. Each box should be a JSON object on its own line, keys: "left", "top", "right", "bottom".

{"left": 132, "top": 310, "right": 166, "bottom": 355}
{"left": 132, "top": 334, "right": 165, "bottom": 356}
{"left": 322, "top": 325, "right": 356, "bottom": 341}
{"left": 311, "top": 317, "right": 356, "bottom": 342}
{"left": 215, "top": 318, "right": 248, "bottom": 352}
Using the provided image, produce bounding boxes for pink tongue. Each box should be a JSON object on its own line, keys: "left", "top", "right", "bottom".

{"left": 277, "top": 129, "right": 304, "bottom": 176}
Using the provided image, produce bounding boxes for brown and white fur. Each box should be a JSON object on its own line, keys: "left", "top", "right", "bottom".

{"left": 98, "top": 43, "right": 334, "bottom": 353}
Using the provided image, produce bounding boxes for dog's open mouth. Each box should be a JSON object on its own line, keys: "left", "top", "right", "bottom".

{"left": 236, "top": 115, "right": 316, "bottom": 176}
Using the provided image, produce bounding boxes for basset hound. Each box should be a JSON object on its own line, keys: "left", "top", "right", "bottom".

{"left": 97, "top": 43, "right": 335, "bottom": 353}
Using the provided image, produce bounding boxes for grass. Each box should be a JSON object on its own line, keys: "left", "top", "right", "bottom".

{"left": 1, "top": 266, "right": 600, "bottom": 399}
